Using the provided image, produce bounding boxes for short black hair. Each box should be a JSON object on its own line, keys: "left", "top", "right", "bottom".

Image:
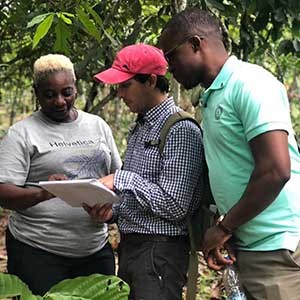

{"left": 133, "top": 74, "right": 169, "bottom": 93}
{"left": 162, "top": 7, "right": 223, "bottom": 42}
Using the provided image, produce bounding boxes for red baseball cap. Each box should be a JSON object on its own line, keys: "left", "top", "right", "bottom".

{"left": 94, "top": 43, "right": 167, "bottom": 84}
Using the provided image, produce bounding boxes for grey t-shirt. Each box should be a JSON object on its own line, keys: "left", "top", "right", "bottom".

{"left": 0, "top": 110, "right": 122, "bottom": 257}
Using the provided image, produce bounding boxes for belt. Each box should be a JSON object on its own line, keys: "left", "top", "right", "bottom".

{"left": 120, "top": 233, "right": 187, "bottom": 243}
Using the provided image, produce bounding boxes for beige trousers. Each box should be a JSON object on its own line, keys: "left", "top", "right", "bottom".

{"left": 237, "top": 241, "right": 300, "bottom": 300}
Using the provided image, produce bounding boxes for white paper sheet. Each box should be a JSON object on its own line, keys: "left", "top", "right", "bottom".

{"left": 39, "top": 179, "right": 120, "bottom": 207}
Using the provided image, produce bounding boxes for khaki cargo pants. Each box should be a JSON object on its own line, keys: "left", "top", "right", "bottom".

{"left": 237, "top": 241, "right": 300, "bottom": 300}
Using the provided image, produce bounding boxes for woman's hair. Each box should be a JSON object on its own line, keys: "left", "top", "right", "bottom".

{"left": 133, "top": 74, "right": 169, "bottom": 93}
{"left": 33, "top": 54, "right": 76, "bottom": 87}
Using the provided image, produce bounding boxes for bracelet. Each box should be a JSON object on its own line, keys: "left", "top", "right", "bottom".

{"left": 216, "top": 215, "right": 233, "bottom": 235}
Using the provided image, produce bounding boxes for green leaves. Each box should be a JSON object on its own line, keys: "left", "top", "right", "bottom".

{"left": 54, "top": 19, "right": 72, "bottom": 54}
{"left": 274, "top": 8, "right": 287, "bottom": 22}
{"left": 27, "top": 13, "right": 52, "bottom": 28}
{"left": 32, "top": 14, "right": 54, "bottom": 49}
{"left": 0, "top": 273, "right": 130, "bottom": 300}
{"left": 277, "top": 39, "right": 300, "bottom": 55}
{"left": 58, "top": 13, "right": 73, "bottom": 25}
{"left": 207, "top": 0, "right": 225, "bottom": 11}
{"left": 0, "top": 273, "right": 39, "bottom": 300}
{"left": 253, "top": 12, "right": 270, "bottom": 31}
{"left": 78, "top": 5, "right": 119, "bottom": 48}
{"left": 46, "top": 274, "right": 130, "bottom": 300}
{"left": 241, "top": 0, "right": 252, "bottom": 11}
{"left": 76, "top": 7, "right": 101, "bottom": 42}
{"left": 28, "top": 12, "right": 74, "bottom": 50}
{"left": 293, "top": 39, "right": 300, "bottom": 52}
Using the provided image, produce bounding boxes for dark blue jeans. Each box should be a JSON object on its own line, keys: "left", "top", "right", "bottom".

{"left": 118, "top": 235, "right": 189, "bottom": 300}
{"left": 6, "top": 229, "right": 115, "bottom": 295}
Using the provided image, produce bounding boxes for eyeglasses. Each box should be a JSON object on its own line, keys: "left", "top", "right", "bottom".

{"left": 164, "top": 35, "right": 203, "bottom": 62}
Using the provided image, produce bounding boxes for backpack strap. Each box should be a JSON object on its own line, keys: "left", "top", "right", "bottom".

{"left": 159, "top": 111, "right": 200, "bottom": 155}
{"left": 159, "top": 111, "right": 201, "bottom": 300}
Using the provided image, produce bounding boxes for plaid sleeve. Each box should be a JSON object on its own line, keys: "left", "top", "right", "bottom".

{"left": 114, "top": 121, "right": 203, "bottom": 221}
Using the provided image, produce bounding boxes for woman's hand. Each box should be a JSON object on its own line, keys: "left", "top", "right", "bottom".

{"left": 38, "top": 188, "right": 55, "bottom": 202}
{"left": 38, "top": 173, "right": 68, "bottom": 201}
{"left": 48, "top": 174, "right": 68, "bottom": 181}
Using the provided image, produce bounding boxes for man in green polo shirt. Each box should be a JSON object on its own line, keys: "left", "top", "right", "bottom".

{"left": 159, "top": 7, "right": 300, "bottom": 300}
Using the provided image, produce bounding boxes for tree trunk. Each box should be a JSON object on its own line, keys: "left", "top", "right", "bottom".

{"left": 170, "top": 0, "right": 187, "bottom": 105}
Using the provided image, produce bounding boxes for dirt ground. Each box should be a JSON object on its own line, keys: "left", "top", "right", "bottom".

{"left": 0, "top": 209, "right": 8, "bottom": 273}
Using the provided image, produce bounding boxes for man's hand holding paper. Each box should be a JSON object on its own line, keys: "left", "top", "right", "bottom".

{"left": 83, "top": 202, "right": 113, "bottom": 223}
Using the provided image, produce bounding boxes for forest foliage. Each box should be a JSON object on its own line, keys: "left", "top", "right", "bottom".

{"left": 0, "top": 272, "right": 130, "bottom": 300}
{"left": 1, "top": 1, "right": 300, "bottom": 299}
{"left": 1, "top": 0, "right": 300, "bottom": 153}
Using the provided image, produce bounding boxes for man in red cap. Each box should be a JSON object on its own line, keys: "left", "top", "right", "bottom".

{"left": 86, "top": 43, "right": 203, "bottom": 300}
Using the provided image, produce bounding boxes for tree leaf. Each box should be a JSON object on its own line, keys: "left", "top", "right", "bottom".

{"left": 292, "top": 39, "right": 300, "bottom": 52}
{"left": 125, "top": 18, "right": 143, "bottom": 45}
{"left": 267, "top": 0, "right": 275, "bottom": 9}
{"left": 32, "top": 14, "right": 54, "bottom": 49}
{"left": 54, "top": 19, "right": 71, "bottom": 54}
{"left": 241, "top": 0, "right": 251, "bottom": 11}
{"left": 0, "top": 273, "right": 39, "bottom": 300}
{"left": 85, "top": 5, "right": 103, "bottom": 26}
{"left": 27, "top": 13, "right": 52, "bottom": 28}
{"left": 278, "top": 39, "right": 294, "bottom": 55}
{"left": 0, "top": 273, "right": 129, "bottom": 300}
{"left": 102, "top": 28, "right": 119, "bottom": 49}
{"left": 83, "top": 5, "right": 119, "bottom": 48}
{"left": 207, "top": 0, "right": 225, "bottom": 11}
{"left": 61, "top": 12, "right": 74, "bottom": 17}
{"left": 253, "top": 12, "right": 270, "bottom": 31}
{"left": 201, "top": 0, "right": 207, "bottom": 10}
{"left": 133, "top": 0, "right": 142, "bottom": 16}
{"left": 45, "top": 274, "right": 130, "bottom": 300}
{"left": 292, "top": 19, "right": 300, "bottom": 38}
{"left": 59, "top": 12, "right": 73, "bottom": 25}
{"left": 274, "top": 8, "right": 286, "bottom": 22}
{"left": 76, "top": 7, "right": 100, "bottom": 42}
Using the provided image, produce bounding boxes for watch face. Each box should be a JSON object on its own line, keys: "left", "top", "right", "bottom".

{"left": 217, "top": 214, "right": 225, "bottom": 224}
{"left": 216, "top": 215, "right": 233, "bottom": 235}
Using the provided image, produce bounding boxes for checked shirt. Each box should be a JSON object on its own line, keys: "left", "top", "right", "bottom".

{"left": 113, "top": 97, "right": 204, "bottom": 236}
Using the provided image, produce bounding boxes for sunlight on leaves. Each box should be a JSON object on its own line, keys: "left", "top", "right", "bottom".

{"left": 32, "top": 14, "right": 54, "bottom": 49}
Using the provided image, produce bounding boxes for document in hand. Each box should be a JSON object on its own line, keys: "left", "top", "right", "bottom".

{"left": 39, "top": 179, "right": 120, "bottom": 207}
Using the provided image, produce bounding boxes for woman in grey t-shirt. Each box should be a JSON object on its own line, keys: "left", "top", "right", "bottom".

{"left": 0, "top": 54, "right": 122, "bottom": 295}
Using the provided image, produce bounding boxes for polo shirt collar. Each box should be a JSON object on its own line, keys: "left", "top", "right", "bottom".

{"left": 201, "top": 55, "right": 238, "bottom": 106}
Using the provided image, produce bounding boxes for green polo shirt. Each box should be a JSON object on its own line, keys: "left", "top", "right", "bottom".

{"left": 201, "top": 56, "right": 300, "bottom": 251}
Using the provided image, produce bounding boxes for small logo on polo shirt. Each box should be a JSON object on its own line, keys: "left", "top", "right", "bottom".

{"left": 215, "top": 105, "right": 223, "bottom": 120}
